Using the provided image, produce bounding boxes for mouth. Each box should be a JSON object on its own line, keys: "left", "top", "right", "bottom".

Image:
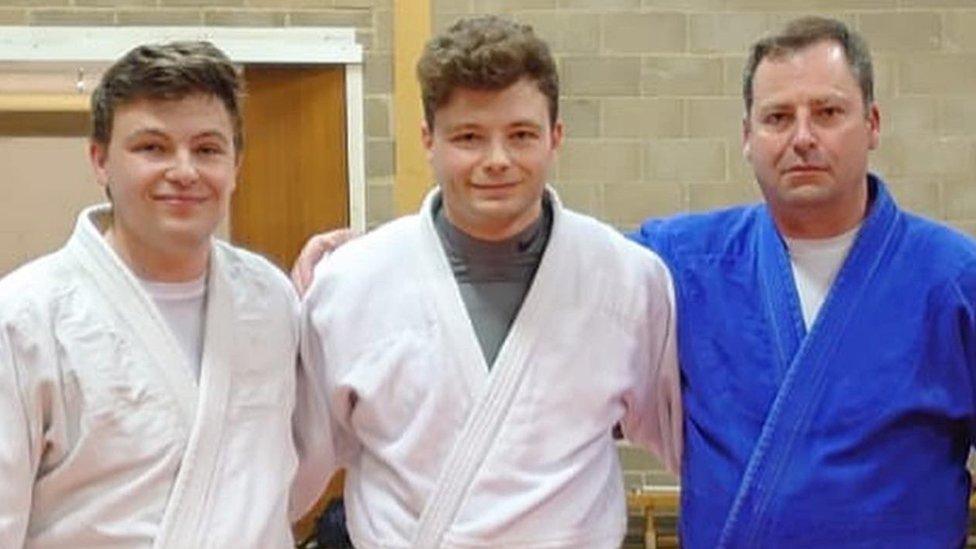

{"left": 784, "top": 166, "right": 828, "bottom": 175}
{"left": 470, "top": 181, "right": 519, "bottom": 190}
{"left": 153, "top": 195, "right": 208, "bottom": 205}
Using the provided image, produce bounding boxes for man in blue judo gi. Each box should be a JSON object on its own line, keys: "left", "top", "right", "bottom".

{"left": 631, "top": 16, "right": 976, "bottom": 548}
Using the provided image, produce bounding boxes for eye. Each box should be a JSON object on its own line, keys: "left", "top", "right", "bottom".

{"left": 134, "top": 142, "right": 165, "bottom": 153}
{"left": 511, "top": 130, "right": 538, "bottom": 141}
{"left": 196, "top": 144, "right": 225, "bottom": 156}
{"left": 450, "top": 132, "right": 481, "bottom": 145}
{"left": 819, "top": 106, "right": 843, "bottom": 119}
{"left": 762, "top": 112, "right": 790, "bottom": 126}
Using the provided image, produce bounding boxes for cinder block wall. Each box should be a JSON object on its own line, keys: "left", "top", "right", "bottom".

{"left": 431, "top": 0, "right": 976, "bottom": 489}
{"left": 0, "top": 0, "right": 395, "bottom": 227}
{"left": 433, "top": 0, "right": 976, "bottom": 236}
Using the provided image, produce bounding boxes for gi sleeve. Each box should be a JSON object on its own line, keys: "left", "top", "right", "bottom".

{"left": 0, "top": 324, "right": 37, "bottom": 547}
{"left": 621, "top": 255, "right": 683, "bottom": 475}
{"left": 626, "top": 216, "right": 669, "bottom": 255}
{"left": 955, "top": 264, "right": 976, "bottom": 446}
{"left": 290, "top": 275, "right": 360, "bottom": 521}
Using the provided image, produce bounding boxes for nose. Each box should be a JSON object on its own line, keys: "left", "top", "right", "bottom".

{"left": 790, "top": 112, "right": 817, "bottom": 153}
{"left": 483, "top": 137, "right": 512, "bottom": 173}
{"left": 166, "top": 149, "right": 199, "bottom": 187}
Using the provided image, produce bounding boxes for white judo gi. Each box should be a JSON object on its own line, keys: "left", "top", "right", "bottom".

{"left": 295, "top": 189, "right": 681, "bottom": 549}
{"left": 0, "top": 205, "right": 299, "bottom": 548}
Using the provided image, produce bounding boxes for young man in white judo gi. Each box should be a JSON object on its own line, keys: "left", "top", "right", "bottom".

{"left": 293, "top": 15, "right": 681, "bottom": 548}
{"left": 0, "top": 42, "right": 299, "bottom": 547}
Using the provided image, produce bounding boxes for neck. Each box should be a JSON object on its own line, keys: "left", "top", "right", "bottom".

{"left": 772, "top": 180, "right": 869, "bottom": 239}
{"left": 443, "top": 202, "right": 543, "bottom": 242}
{"left": 105, "top": 227, "right": 209, "bottom": 282}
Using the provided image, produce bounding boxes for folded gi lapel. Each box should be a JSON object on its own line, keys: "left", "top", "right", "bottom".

{"left": 67, "top": 206, "right": 198, "bottom": 426}
{"left": 411, "top": 189, "right": 566, "bottom": 548}
{"left": 718, "top": 180, "right": 899, "bottom": 547}
{"left": 153, "top": 246, "right": 234, "bottom": 548}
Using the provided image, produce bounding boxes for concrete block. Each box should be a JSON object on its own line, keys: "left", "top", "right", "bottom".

{"left": 563, "top": 56, "right": 642, "bottom": 96}
{"left": 645, "top": 138, "right": 726, "bottom": 183}
{"left": 644, "top": 56, "right": 724, "bottom": 96}
{"left": 603, "top": 12, "right": 686, "bottom": 54}
{"left": 603, "top": 98, "right": 684, "bottom": 139}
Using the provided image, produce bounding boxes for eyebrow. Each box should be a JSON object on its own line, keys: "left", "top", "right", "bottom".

{"left": 123, "top": 128, "right": 231, "bottom": 143}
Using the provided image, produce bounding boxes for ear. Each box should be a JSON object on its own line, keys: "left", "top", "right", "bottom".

{"left": 550, "top": 119, "right": 564, "bottom": 151}
{"left": 741, "top": 113, "right": 752, "bottom": 162}
{"left": 421, "top": 120, "right": 434, "bottom": 161}
{"left": 88, "top": 140, "right": 110, "bottom": 190}
{"left": 866, "top": 102, "right": 881, "bottom": 151}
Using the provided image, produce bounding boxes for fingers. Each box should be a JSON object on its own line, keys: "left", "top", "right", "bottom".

{"left": 290, "top": 228, "right": 361, "bottom": 296}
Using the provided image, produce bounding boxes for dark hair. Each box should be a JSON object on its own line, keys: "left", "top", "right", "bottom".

{"left": 417, "top": 15, "right": 559, "bottom": 128}
{"left": 91, "top": 40, "right": 243, "bottom": 152}
{"left": 743, "top": 16, "right": 874, "bottom": 114}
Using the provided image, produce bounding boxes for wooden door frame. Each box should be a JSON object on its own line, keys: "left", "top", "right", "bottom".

{"left": 0, "top": 26, "right": 366, "bottom": 232}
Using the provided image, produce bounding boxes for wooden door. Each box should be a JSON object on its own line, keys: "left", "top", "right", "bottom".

{"left": 233, "top": 66, "right": 348, "bottom": 270}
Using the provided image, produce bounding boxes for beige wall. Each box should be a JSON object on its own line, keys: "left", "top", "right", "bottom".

{"left": 432, "top": 0, "right": 976, "bottom": 236}
{"left": 0, "top": 136, "right": 101, "bottom": 274}
{"left": 0, "top": 0, "right": 393, "bottom": 274}
{"left": 2, "top": 1, "right": 974, "bottom": 257}
{"left": 429, "top": 0, "right": 976, "bottom": 489}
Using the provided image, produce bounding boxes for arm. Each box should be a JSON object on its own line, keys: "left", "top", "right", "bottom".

{"left": 621, "top": 259, "right": 683, "bottom": 475}
{"left": 290, "top": 277, "right": 362, "bottom": 521}
{"left": 290, "top": 306, "right": 341, "bottom": 522}
{"left": 0, "top": 327, "right": 37, "bottom": 547}
{"left": 955, "top": 264, "right": 976, "bottom": 447}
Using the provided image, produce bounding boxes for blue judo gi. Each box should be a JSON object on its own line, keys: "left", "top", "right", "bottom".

{"left": 632, "top": 174, "right": 976, "bottom": 548}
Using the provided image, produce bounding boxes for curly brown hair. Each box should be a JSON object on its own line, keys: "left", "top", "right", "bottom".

{"left": 417, "top": 15, "right": 559, "bottom": 128}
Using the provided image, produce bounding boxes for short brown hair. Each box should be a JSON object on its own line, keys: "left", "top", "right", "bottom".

{"left": 416, "top": 15, "right": 559, "bottom": 128}
{"left": 743, "top": 16, "right": 874, "bottom": 115}
{"left": 91, "top": 41, "right": 244, "bottom": 152}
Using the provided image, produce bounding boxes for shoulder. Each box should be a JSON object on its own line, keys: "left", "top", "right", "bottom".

{"left": 312, "top": 215, "right": 421, "bottom": 283}
{"left": 303, "top": 215, "right": 425, "bottom": 333}
{"left": 900, "top": 213, "right": 976, "bottom": 263}
{"left": 557, "top": 208, "right": 674, "bottom": 308}
{"left": 213, "top": 240, "right": 298, "bottom": 308}
{"left": 630, "top": 204, "right": 762, "bottom": 260}
{"left": 0, "top": 248, "right": 77, "bottom": 319}
{"left": 561, "top": 208, "right": 668, "bottom": 271}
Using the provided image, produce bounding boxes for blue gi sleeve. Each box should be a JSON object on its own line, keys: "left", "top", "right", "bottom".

{"left": 956, "top": 264, "right": 976, "bottom": 446}
{"left": 626, "top": 217, "right": 671, "bottom": 257}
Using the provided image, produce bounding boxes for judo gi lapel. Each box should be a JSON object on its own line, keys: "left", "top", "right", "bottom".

{"left": 67, "top": 205, "right": 198, "bottom": 426}
{"left": 153, "top": 245, "right": 235, "bottom": 548}
{"left": 718, "top": 176, "right": 900, "bottom": 547}
{"left": 412, "top": 188, "right": 567, "bottom": 548}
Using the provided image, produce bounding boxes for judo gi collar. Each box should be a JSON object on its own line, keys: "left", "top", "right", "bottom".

{"left": 66, "top": 204, "right": 223, "bottom": 427}
{"left": 719, "top": 173, "right": 900, "bottom": 547}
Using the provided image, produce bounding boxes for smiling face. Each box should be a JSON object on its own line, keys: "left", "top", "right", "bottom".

{"left": 743, "top": 39, "right": 880, "bottom": 238}
{"left": 422, "top": 77, "right": 562, "bottom": 241}
{"left": 89, "top": 93, "right": 238, "bottom": 280}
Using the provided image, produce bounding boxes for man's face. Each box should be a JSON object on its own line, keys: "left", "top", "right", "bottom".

{"left": 89, "top": 93, "right": 238, "bottom": 262}
{"left": 422, "top": 77, "right": 562, "bottom": 241}
{"left": 743, "top": 40, "right": 880, "bottom": 237}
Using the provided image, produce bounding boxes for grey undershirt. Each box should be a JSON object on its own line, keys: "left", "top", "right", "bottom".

{"left": 433, "top": 196, "right": 552, "bottom": 369}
